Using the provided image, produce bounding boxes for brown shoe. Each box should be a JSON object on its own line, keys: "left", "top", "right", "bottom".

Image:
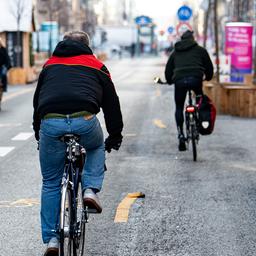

{"left": 83, "top": 189, "right": 102, "bottom": 213}
{"left": 44, "top": 248, "right": 58, "bottom": 256}
{"left": 44, "top": 237, "right": 59, "bottom": 256}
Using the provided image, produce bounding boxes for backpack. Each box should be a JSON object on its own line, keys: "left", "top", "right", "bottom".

{"left": 197, "top": 94, "right": 216, "bottom": 135}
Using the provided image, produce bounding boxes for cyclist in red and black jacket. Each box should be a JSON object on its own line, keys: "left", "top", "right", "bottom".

{"left": 33, "top": 31, "right": 123, "bottom": 256}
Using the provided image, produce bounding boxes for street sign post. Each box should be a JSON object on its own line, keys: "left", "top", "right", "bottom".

{"left": 176, "top": 22, "right": 193, "bottom": 37}
{"left": 134, "top": 15, "right": 154, "bottom": 56}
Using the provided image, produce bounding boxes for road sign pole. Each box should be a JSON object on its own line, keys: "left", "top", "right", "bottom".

{"left": 136, "top": 26, "right": 140, "bottom": 56}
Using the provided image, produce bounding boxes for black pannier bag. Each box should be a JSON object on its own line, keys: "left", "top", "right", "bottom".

{"left": 197, "top": 94, "right": 216, "bottom": 135}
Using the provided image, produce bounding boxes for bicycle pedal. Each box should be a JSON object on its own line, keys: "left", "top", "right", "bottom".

{"left": 86, "top": 208, "right": 101, "bottom": 214}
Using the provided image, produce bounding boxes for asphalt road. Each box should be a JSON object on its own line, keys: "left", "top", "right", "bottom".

{"left": 0, "top": 56, "right": 256, "bottom": 256}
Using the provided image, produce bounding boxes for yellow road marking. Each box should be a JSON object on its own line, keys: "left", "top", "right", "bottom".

{"left": 2, "top": 87, "right": 34, "bottom": 103}
{"left": 114, "top": 192, "right": 145, "bottom": 223}
{"left": 153, "top": 119, "right": 167, "bottom": 129}
{"left": 0, "top": 198, "right": 39, "bottom": 208}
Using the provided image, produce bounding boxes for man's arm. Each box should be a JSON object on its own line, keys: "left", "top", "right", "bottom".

{"left": 164, "top": 52, "right": 175, "bottom": 84}
{"left": 101, "top": 75, "right": 123, "bottom": 136}
{"left": 32, "top": 70, "right": 44, "bottom": 141}
{"left": 202, "top": 49, "right": 214, "bottom": 81}
{"left": 99, "top": 65, "right": 123, "bottom": 151}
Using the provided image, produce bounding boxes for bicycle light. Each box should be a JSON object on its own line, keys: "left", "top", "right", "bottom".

{"left": 186, "top": 106, "right": 195, "bottom": 113}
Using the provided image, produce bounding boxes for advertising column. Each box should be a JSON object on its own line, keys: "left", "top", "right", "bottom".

{"left": 225, "top": 22, "right": 253, "bottom": 83}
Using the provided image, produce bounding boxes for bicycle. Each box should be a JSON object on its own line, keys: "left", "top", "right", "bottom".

{"left": 59, "top": 133, "right": 94, "bottom": 256}
{"left": 184, "top": 89, "right": 200, "bottom": 162}
{"left": 153, "top": 77, "right": 200, "bottom": 161}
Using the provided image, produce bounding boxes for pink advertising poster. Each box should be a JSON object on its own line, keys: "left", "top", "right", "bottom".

{"left": 225, "top": 22, "right": 253, "bottom": 83}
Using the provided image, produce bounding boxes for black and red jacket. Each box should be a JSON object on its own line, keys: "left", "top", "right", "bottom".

{"left": 33, "top": 40, "right": 123, "bottom": 139}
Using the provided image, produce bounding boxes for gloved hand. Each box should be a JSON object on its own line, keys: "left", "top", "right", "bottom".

{"left": 105, "top": 134, "right": 123, "bottom": 153}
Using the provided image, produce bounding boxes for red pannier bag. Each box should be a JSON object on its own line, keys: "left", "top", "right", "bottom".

{"left": 197, "top": 94, "right": 216, "bottom": 135}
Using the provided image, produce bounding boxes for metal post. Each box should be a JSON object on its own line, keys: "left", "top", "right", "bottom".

{"left": 213, "top": 0, "right": 220, "bottom": 83}
{"left": 136, "top": 26, "right": 140, "bottom": 56}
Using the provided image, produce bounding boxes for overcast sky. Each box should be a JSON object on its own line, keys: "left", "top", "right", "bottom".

{"left": 134, "top": 0, "right": 185, "bottom": 30}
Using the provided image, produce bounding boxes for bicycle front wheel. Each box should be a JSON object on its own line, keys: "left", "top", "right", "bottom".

{"left": 60, "top": 183, "right": 73, "bottom": 256}
{"left": 74, "top": 182, "right": 86, "bottom": 256}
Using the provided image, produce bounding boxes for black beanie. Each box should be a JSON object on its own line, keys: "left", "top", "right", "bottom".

{"left": 181, "top": 30, "right": 194, "bottom": 40}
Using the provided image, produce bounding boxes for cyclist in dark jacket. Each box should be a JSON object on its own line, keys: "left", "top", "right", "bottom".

{"left": 165, "top": 30, "right": 213, "bottom": 151}
{"left": 33, "top": 31, "right": 123, "bottom": 256}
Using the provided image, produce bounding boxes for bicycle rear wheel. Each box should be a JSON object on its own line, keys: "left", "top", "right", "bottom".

{"left": 73, "top": 182, "right": 86, "bottom": 256}
{"left": 191, "top": 124, "right": 197, "bottom": 161}
{"left": 60, "top": 183, "right": 73, "bottom": 256}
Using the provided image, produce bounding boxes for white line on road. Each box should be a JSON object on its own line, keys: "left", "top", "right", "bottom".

{"left": 2, "top": 87, "right": 34, "bottom": 103}
{"left": 124, "top": 133, "right": 137, "bottom": 137}
{"left": 0, "top": 147, "right": 15, "bottom": 157}
{"left": 12, "top": 132, "right": 34, "bottom": 141}
{"left": 0, "top": 123, "right": 22, "bottom": 128}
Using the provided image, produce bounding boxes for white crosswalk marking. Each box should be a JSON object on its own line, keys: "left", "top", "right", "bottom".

{"left": 0, "top": 147, "right": 15, "bottom": 157}
{"left": 12, "top": 132, "right": 33, "bottom": 141}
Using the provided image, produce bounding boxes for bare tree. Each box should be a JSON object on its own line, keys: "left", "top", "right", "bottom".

{"left": 10, "top": 0, "right": 30, "bottom": 67}
{"left": 203, "top": 0, "right": 211, "bottom": 48}
{"left": 213, "top": 0, "right": 220, "bottom": 83}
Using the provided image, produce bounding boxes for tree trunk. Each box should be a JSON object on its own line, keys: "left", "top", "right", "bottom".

{"left": 203, "top": 0, "right": 211, "bottom": 48}
{"left": 16, "top": 27, "right": 22, "bottom": 67}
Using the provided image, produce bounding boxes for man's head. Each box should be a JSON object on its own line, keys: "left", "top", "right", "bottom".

{"left": 181, "top": 30, "right": 194, "bottom": 40}
{"left": 63, "top": 31, "right": 90, "bottom": 46}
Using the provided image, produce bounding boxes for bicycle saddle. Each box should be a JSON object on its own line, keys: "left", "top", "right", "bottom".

{"left": 59, "top": 134, "right": 80, "bottom": 142}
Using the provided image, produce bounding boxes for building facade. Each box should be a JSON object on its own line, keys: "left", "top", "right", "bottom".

{"left": 0, "top": 0, "right": 34, "bottom": 68}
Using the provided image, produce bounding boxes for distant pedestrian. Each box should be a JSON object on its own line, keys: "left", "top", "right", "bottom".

{"left": 0, "top": 38, "right": 11, "bottom": 111}
{"left": 0, "top": 38, "right": 11, "bottom": 92}
{"left": 164, "top": 30, "right": 213, "bottom": 151}
{"left": 130, "top": 42, "right": 135, "bottom": 58}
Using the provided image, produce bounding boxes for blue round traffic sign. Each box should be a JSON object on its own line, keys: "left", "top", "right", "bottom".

{"left": 135, "top": 15, "right": 153, "bottom": 26}
{"left": 177, "top": 5, "right": 193, "bottom": 21}
{"left": 167, "top": 26, "right": 174, "bottom": 34}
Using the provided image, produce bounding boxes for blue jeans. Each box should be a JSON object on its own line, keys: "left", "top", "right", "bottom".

{"left": 39, "top": 115, "right": 105, "bottom": 243}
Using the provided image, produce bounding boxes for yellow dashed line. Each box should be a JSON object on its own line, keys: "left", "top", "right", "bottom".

{"left": 0, "top": 198, "right": 39, "bottom": 208}
{"left": 114, "top": 192, "right": 145, "bottom": 223}
{"left": 153, "top": 119, "right": 167, "bottom": 129}
{"left": 2, "top": 88, "right": 34, "bottom": 103}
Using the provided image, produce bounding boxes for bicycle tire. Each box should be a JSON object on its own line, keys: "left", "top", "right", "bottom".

{"left": 191, "top": 124, "right": 197, "bottom": 162}
{"left": 60, "top": 183, "right": 73, "bottom": 256}
{"left": 74, "top": 182, "right": 86, "bottom": 256}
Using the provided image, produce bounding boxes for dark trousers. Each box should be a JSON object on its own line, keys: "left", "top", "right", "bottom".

{"left": 0, "top": 66, "right": 7, "bottom": 92}
{"left": 174, "top": 77, "right": 203, "bottom": 134}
